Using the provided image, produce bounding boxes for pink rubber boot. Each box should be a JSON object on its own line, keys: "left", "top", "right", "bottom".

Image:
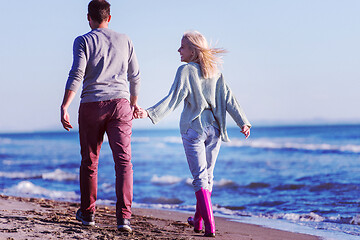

{"left": 195, "top": 188, "right": 215, "bottom": 237}
{"left": 187, "top": 200, "right": 203, "bottom": 232}
{"left": 188, "top": 191, "right": 213, "bottom": 232}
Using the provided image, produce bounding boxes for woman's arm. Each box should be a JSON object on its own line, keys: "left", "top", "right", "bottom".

{"left": 224, "top": 83, "right": 251, "bottom": 138}
{"left": 145, "top": 65, "right": 189, "bottom": 124}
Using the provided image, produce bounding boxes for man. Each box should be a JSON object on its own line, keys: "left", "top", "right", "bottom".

{"left": 60, "top": 0, "right": 140, "bottom": 233}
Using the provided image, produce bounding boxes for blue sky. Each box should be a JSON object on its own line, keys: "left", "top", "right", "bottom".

{"left": 0, "top": 0, "right": 359, "bottom": 132}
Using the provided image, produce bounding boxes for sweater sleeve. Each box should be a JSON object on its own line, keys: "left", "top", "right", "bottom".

{"left": 65, "top": 36, "right": 87, "bottom": 93}
{"left": 127, "top": 38, "right": 141, "bottom": 96}
{"left": 146, "top": 66, "right": 189, "bottom": 124}
{"left": 225, "top": 83, "right": 251, "bottom": 128}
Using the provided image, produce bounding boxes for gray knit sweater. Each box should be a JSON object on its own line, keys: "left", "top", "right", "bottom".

{"left": 65, "top": 28, "right": 140, "bottom": 103}
{"left": 147, "top": 62, "right": 251, "bottom": 142}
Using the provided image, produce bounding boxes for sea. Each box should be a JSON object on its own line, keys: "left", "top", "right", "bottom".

{"left": 0, "top": 124, "right": 359, "bottom": 240}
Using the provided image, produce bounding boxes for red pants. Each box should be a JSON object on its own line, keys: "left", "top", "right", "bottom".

{"left": 78, "top": 98, "right": 133, "bottom": 219}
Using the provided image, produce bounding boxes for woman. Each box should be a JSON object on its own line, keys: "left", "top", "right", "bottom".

{"left": 136, "top": 31, "right": 251, "bottom": 237}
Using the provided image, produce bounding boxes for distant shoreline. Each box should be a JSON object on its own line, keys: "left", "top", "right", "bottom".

{"left": 1, "top": 122, "right": 360, "bottom": 134}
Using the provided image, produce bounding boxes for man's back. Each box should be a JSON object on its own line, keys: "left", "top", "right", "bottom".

{"left": 66, "top": 28, "right": 140, "bottom": 103}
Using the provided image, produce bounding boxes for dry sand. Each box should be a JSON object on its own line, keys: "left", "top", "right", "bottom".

{"left": 0, "top": 194, "right": 320, "bottom": 240}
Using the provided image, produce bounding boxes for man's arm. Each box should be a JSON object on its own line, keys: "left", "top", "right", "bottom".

{"left": 60, "top": 89, "right": 76, "bottom": 131}
{"left": 130, "top": 95, "right": 141, "bottom": 118}
{"left": 127, "top": 37, "right": 141, "bottom": 118}
{"left": 130, "top": 95, "right": 138, "bottom": 107}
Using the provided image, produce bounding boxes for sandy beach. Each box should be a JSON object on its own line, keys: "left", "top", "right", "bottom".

{"left": 0, "top": 194, "right": 320, "bottom": 240}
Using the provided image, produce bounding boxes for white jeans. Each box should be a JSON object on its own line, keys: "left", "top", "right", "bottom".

{"left": 181, "top": 126, "right": 221, "bottom": 192}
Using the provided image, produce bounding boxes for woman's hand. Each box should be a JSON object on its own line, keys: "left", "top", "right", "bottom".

{"left": 241, "top": 125, "right": 250, "bottom": 139}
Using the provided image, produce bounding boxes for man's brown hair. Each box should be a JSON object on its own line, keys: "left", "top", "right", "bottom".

{"left": 88, "top": 0, "right": 111, "bottom": 24}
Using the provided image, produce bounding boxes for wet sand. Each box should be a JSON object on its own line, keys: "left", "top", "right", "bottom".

{"left": 0, "top": 195, "right": 320, "bottom": 240}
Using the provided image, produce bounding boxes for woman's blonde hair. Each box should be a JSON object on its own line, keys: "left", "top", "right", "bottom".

{"left": 183, "top": 31, "right": 227, "bottom": 79}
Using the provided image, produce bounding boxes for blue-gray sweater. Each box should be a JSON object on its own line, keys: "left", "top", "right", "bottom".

{"left": 65, "top": 28, "right": 140, "bottom": 103}
{"left": 147, "top": 62, "right": 251, "bottom": 142}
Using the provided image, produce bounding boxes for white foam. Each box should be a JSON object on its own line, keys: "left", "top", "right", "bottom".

{"left": 214, "top": 178, "right": 236, "bottom": 187}
{"left": 185, "top": 178, "right": 193, "bottom": 186}
{"left": 0, "top": 137, "right": 12, "bottom": 144}
{"left": 132, "top": 202, "right": 181, "bottom": 210}
{"left": 350, "top": 215, "right": 360, "bottom": 225}
{"left": 0, "top": 169, "right": 78, "bottom": 182}
{"left": 0, "top": 171, "right": 39, "bottom": 179}
{"left": 273, "top": 212, "right": 325, "bottom": 222}
{"left": 4, "top": 181, "right": 79, "bottom": 201}
{"left": 41, "top": 169, "right": 78, "bottom": 181}
{"left": 224, "top": 138, "right": 360, "bottom": 154}
{"left": 212, "top": 204, "right": 246, "bottom": 216}
{"left": 99, "top": 183, "right": 113, "bottom": 193}
{"left": 151, "top": 175, "right": 183, "bottom": 185}
{"left": 2, "top": 159, "right": 42, "bottom": 166}
{"left": 230, "top": 215, "right": 360, "bottom": 240}
{"left": 96, "top": 199, "right": 116, "bottom": 206}
{"left": 2, "top": 160, "right": 14, "bottom": 165}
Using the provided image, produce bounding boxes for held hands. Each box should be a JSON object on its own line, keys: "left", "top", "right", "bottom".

{"left": 133, "top": 107, "right": 148, "bottom": 119}
{"left": 241, "top": 125, "right": 250, "bottom": 139}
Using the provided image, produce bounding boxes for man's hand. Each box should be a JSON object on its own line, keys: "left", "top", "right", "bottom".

{"left": 241, "top": 125, "right": 250, "bottom": 139}
{"left": 130, "top": 95, "right": 140, "bottom": 118}
{"left": 60, "top": 90, "right": 76, "bottom": 131}
{"left": 61, "top": 107, "right": 73, "bottom": 131}
{"left": 132, "top": 103, "right": 141, "bottom": 119}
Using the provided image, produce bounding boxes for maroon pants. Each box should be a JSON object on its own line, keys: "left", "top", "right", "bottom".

{"left": 78, "top": 98, "right": 133, "bottom": 220}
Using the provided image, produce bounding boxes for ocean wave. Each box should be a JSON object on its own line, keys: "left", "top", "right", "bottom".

{"left": 257, "top": 201, "right": 287, "bottom": 207}
{"left": 274, "top": 184, "right": 305, "bottom": 190}
{"left": 309, "top": 182, "right": 360, "bottom": 192}
{"left": 0, "top": 169, "right": 78, "bottom": 181}
{"left": 97, "top": 199, "right": 116, "bottom": 206}
{"left": 0, "top": 137, "right": 12, "bottom": 144}
{"left": 224, "top": 138, "right": 360, "bottom": 154}
{"left": 246, "top": 182, "right": 270, "bottom": 189}
{"left": 133, "top": 200, "right": 360, "bottom": 229}
{"left": 3, "top": 181, "right": 79, "bottom": 201}
{"left": 2, "top": 159, "right": 43, "bottom": 166}
{"left": 214, "top": 204, "right": 360, "bottom": 228}
{"left": 214, "top": 179, "right": 238, "bottom": 188}
{"left": 272, "top": 212, "right": 325, "bottom": 222}
{"left": 132, "top": 202, "right": 182, "bottom": 210}
{"left": 350, "top": 215, "right": 360, "bottom": 225}
{"left": 150, "top": 175, "right": 238, "bottom": 189}
{"left": 151, "top": 175, "right": 183, "bottom": 185}
{"left": 260, "top": 212, "right": 360, "bottom": 228}
{"left": 0, "top": 171, "right": 40, "bottom": 179}
{"left": 209, "top": 205, "right": 360, "bottom": 238}
{"left": 100, "top": 183, "right": 114, "bottom": 193}
{"left": 132, "top": 136, "right": 182, "bottom": 144}
{"left": 0, "top": 154, "right": 11, "bottom": 160}
{"left": 133, "top": 135, "right": 360, "bottom": 154}
{"left": 41, "top": 169, "right": 78, "bottom": 181}
{"left": 212, "top": 204, "right": 250, "bottom": 217}
{"left": 185, "top": 178, "right": 193, "bottom": 186}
